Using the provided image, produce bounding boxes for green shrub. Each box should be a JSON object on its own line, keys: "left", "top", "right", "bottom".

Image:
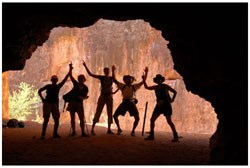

{"left": 9, "top": 82, "right": 41, "bottom": 121}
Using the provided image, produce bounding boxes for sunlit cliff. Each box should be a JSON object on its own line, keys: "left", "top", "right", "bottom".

{"left": 8, "top": 19, "right": 217, "bottom": 134}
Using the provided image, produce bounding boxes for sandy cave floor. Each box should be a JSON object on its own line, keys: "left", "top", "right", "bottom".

{"left": 2, "top": 121, "right": 211, "bottom": 165}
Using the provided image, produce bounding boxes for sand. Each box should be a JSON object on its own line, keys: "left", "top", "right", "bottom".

{"left": 2, "top": 121, "right": 211, "bottom": 165}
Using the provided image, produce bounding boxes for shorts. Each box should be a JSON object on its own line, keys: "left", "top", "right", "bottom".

{"left": 153, "top": 100, "right": 172, "bottom": 116}
{"left": 43, "top": 103, "right": 60, "bottom": 119}
{"left": 66, "top": 101, "right": 84, "bottom": 114}
{"left": 113, "top": 100, "right": 139, "bottom": 117}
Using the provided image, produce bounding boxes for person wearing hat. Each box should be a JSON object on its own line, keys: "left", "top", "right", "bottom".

{"left": 38, "top": 63, "right": 73, "bottom": 139}
{"left": 142, "top": 67, "right": 179, "bottom": 142}
{"left": 83, "top": 61, "right": 114, "bottom": 135}
{"left": 66, "top": 63, "right": 89, "bottom": 137}
{"left": 112, "top": 65, "right": 144, "bottom": 136}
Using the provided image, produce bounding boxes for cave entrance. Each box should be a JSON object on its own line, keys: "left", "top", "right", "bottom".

{"left": 6, "top": 19, "right": 217, "bottom": 134}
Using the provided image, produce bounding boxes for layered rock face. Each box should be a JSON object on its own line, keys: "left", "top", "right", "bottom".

{"left": 9, "top": 19, "right": 217, "bottom": 134}
{"left": 2, "top": 72, "right": 9, "bottom": 120}
{"left": 3, "top": 3, "right": 247, "bottom": 164}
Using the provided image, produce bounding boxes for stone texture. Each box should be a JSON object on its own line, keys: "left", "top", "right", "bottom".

{"left": 3, "top": 4, "right": 247, "bottom": 164}
{"left": 2, "top": 72, "right": 9, "bottom": 120}
{"left": 9, "top": 19, "right": 217, "bottom": 134}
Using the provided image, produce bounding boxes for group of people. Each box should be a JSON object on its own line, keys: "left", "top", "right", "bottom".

{"left": 38, "top": 61, "right": 179, "bottom": 142}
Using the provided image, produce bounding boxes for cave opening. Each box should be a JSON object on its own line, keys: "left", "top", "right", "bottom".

{"left": 5, "top": 19, "right": 218, "bottom": 135}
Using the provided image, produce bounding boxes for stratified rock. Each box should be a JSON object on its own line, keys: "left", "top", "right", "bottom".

{"left": 2, "top": 72, "right": 9, "bottom": 120}
{"left": 9, "top": 19, "right": 217, "bottom": 134}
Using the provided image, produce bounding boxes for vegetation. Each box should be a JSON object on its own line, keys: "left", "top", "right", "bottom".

{"left": 9, "top": 82, "right": 41, "bottom": 121}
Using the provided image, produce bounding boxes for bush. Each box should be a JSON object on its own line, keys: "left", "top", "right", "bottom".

{"left": 9, "top": 82, "right": 41, "bottom": 121}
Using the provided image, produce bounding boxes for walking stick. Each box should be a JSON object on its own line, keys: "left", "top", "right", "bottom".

{"left": 142, "top": 101, "right": 148, "bottom": 136}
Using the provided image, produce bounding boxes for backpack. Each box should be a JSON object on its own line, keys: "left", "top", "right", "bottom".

{"left": 7, "top": 119, "right": 24, "bottom": 128}
{"left": 63, "top": 88, "right": 75, "bottom": 102}
{"left": 62, "top": 85, "right": 89, "bottom": 112}
{"left": 62, "top": 88, "right": 77, "bottom": 112}
{"left": 7, "top": 119, "right": 19, "bottom": 128}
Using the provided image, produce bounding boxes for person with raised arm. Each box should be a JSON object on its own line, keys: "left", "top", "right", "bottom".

{"left": 112, "top": 65, "right": 144, "bottom": 136}
{"left": 38, "top": 63, "right": 73, "bottom": 139}
{"left": 66, "top": 63, "right": 89, "bottom": 137}
{"left": 83, "top": 61, "right": 114, "bottom": 135}
{"left": 142, "top": 67, "right": 179, "bottom": 142}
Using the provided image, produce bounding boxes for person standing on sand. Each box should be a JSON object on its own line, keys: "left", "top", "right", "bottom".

{"left": 142, "top": 67, "right": 179, "bottom": 142}
{"left": 83, "top": 61, "right": 114, "bottom": 135}
{"left": 38, "top": 64, "right": 73, "bottom": 139}
{"left": 112, "top": 65, "right": 144, "bottom": 136}
{"left": 66, "top": 63, "right": 89, "bottom": 137}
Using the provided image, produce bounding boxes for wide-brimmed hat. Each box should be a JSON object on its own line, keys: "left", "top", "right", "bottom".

{"left": 153, "top": 74, "right": 165, "bottom": 83}
{"left": 123, "top": 75, "right": 135, "bottom": 82}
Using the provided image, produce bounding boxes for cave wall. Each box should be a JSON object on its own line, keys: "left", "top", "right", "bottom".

{"left": 8, "top": 20, "right": 217, "bottom": 134}
{"left": 2, "top": 3, "right": 247, "bottom": 164}
{"left": 2, "top": 72, "right": 9, "bottom": 120}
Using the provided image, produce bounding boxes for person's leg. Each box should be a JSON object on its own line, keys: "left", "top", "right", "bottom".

{"left": 113, "top": 113, "right": 122, "bottom": 134}
{"left": 70, "top": 111, "right": 76, "bottom": 136}
{"left": 92, "top": 95, "right": 105, "bottom": 135}
{"left": 77, "top": 111, "right": 87, "bottom": 137}
{"left": 41, "top": 103, "right": 50, "bottom": 139}
{"left": 113, "top": 103, "right": 125, "bottom": 134}
{"left": 41, "top": 117, "right": 49, "bottom": 139}
{"left": 52, "top": 104, "right": 61, "bottom": 138}
{"left": 53, "top": 117, "right": 60, "bottom": 138}
{"left": 166, "top": 115, "right": 179, "bottom": 142}
{"left": 145, "top": 113, "right": 161, "bottom": 140}
{"left": 129, "top": 103, "right": 140, "bottom": 136}
{"left": 131, "top": 114, "right": 139, "bottom": 136}
{"left": 106, "top": 95, "right": 114, "bottom": 134}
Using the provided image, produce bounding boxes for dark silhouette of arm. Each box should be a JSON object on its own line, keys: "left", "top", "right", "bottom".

{"left": 69, "top": 70, "right": 78, "bottom": 85}
{"left": 142, "top": 67, "right": 155, "bottom": 90}
{"left": 134, "top": 80, "right": 144, "bottom": 87}
{"left": 38, "top": 85, "right": 48, "bottom": 103}
{"left": 80, "top": 85, "right": 89, "bottom": 100}
{"left": 143, "top": 79, "right": 156, "bottom": 90}
{"left": 58, "top": 64, "right": 73, "bottom": 88}
{"left": 112, "top": 65, "right": 119, "bottom": 85}
{"left": 166, "top": 84, "right": 177, "bottom": 103}
{"left": 112, "top": 87, "right": 119, "bottom": 94}
{"left": 83, "top": 61, "right": 100, "bottom": 78}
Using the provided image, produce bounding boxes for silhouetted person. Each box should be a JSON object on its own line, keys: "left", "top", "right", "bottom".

{"left": 38, "top": 64, "right": 73, "bottom": 139}
{"left": 83, "top": 61, "right": 114, "bottom": 135}
{"left": 142, "top": 67, "right": 179, "bottom": 142}
{"left": 112, "top": 65, "right": 144, "bottom": 136}
{"left": 66, "top": 63, "right": 89, "bottom": 137}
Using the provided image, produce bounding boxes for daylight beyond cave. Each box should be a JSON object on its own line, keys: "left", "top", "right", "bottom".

{"left": 9, "top": 19, "right": 217, "bottom": 134}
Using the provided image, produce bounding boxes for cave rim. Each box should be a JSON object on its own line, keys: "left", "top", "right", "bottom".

{"left": 6, "top": 18, "right": 218, "bottom": 136}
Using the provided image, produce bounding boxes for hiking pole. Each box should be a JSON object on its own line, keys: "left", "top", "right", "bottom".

{"left": 142, "top": 101, "right": 148, "bottom": 136}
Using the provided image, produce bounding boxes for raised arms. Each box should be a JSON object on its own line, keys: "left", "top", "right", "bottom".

{"left": 142, "top": 67, "right": 156, "bottom": 90}
{"left": 69, "top": 68, "right": 78, "bottom": 85}
{"left": 58, "top": 63, "right": 73, "bottom": 88}
{"left": 134, "top": 74, "right": 144, "bottom": 87}
{"left": 83, "top": 61, "right": 100, "bottom": 78}
{"left": 112, "top": 65, "right": 119, "bottom": 85}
